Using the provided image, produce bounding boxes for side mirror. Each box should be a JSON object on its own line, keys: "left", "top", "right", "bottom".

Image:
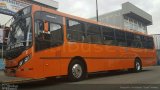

{"left": 44, "top": 21, "right": 49, "bottom": 33}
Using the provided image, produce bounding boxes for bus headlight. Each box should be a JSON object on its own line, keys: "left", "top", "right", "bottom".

{"left": 19, "top": 55, "right": 31, "bottom": 67}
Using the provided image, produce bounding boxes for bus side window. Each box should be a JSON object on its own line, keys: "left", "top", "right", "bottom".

{"left": 66, "top": 19, "right": 86, "bottom": 42}
{"left": 49, "top": 23, "right": 63, "bottom": 46}
{"left": 102, "top": 27, "right": 116, "bottom": 45}
{"left": 35, "top": 20, "right": 44, "bottom": 37}
{"left": 141, "top": 35, "right": 147, "bottom": 48}
{"left": 86, "top": 23, "right": 102, "bottom": 44}
{"left": 35, "top": 20, "right": 45, "bottom": 51}
{"left": 115, "top": 30, "right": 127, "bottom": 47}
{"left": 146, "top": 37, "right": 154, "bottom": 49}
{"left": 126, "top": 32, "right": 134, "bottom": 47}
{"left": 134, "top": 34, "right": 142, "bottom": 48}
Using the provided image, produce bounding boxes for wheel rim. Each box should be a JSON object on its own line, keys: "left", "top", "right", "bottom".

{"left": 136, "top": 62, "right": 141, "bottom": 71}
{"left": 72, "top": 64, "right": 82, "bottom": 79}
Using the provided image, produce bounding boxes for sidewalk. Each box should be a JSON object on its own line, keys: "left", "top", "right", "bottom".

{"left": 0, "top": 70, "right": 4, "bottom": 76}
{"left": 0, "top": 71, "right": 45, "bottom": 84}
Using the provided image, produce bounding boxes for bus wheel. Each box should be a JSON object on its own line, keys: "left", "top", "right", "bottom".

{"left": 134, "top": 60, "right": 142, "bottom": 72}
{"left": 68, "top": 60, "right": 86, "bottom": 82}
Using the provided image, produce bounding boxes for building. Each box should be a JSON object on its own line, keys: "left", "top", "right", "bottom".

{"left": 0, "top": 0, "right": 59, "bottom": 16}
{"left": 0, "top": 25, "right": 11, "bottom": 70}
{"left": 24, "top": 0, "right": 59, "bottom": 10}
{"left": 91, "top": 2, "right": 152, "bottom": 34}
{"left": 0, "top": 58, "right": 4, "bottom": 70}
{"left": 0, "top": 26, "right": 4, "bottom": 70}
{"left": 153, "top": 34, "right": 160, "bottom": 50}
{"left": 0, "top": 26, "right": 3, "bottom": 54}
{"left": 152, "top": 34, "right": 160, "bottom": 65}
{"left": 0, "top": 25, "right": 10, "bottom": 53}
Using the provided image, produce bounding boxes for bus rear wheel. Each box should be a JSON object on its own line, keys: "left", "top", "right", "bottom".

{"left": 128, "top": 59, "right": 142, "bottom": 73}
{"left": 68, "top": 60, "right": 86, "bottom": 82}
{"left": 134, "top": 60, "right": 142, "bottom": 72}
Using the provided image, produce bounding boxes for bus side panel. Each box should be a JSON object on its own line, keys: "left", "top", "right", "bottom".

{"left": 60, "top": 43, "right": 91, "bottom": 75}
{"left": 125, "top": 48, "right": 137, "bottom": 69}
{"left": 16, "top": 56, "right": 44, "bottom": 79}
{"left": 86, "top": 44, "right": 107, "bottom": 72}
{"left": 142, "top": 49, "right": 157, "bottom": 67}
{"left": 60, "top": 43, "right": 135, "bottom": 74}
{"left": 60, "top": 43, "right": 107, "bottom": 74}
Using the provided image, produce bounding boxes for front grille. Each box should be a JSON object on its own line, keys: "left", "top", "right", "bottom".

{"left": 5, "top": 66, "right": 18, "bottom": 69}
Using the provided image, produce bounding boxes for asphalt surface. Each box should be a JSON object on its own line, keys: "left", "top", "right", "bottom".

{"left": 1, "top": 66, "right": 160, "bottom": 90}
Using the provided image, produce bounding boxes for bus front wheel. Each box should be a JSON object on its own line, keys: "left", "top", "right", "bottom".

{"left": 68, "top": 60, "right": 86, "bottom": 82}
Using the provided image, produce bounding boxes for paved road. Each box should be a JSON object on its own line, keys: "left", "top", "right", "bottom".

{"left": 1, "top": 66, "right": 160, "bottom": 90}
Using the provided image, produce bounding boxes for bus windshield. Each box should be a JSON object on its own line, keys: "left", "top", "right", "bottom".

{"left": 5, "top": 6, "right": 32, "bottom": 60}
{"left": 7, "top": 17, "right": 32, "bottom": 50}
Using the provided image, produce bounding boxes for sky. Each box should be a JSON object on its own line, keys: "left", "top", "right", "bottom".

{"left": 0, "top": 0, "right": 159, "bottom": 34}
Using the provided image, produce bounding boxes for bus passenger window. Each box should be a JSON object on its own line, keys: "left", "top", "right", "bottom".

{"left": 115, "top": 30, "right": 127, "bottom": 47}
{"left": 49, "top": 23, "right": 63, "bottom": 46}
{"left": 86, "top": 23, "right": 102, "bottom": 44}
{"left": 141, "top": 36, "right": 147, "bottom": 48}
{"left": 102, "top": 27, "right": 116, "bottom": 45}
{"left": 126, "top": 32, "right": 134, "bottom": 47}
{"left": 66, "top": 19, "right": 86, "bottom": 42}
{"left": 133, "top": 34, "right": 142, "bottom": 48}
{"left": 146, "top": 37, "right": 154, "bottom": 49}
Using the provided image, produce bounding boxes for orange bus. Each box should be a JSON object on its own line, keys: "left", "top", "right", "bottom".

{"left": 4, "top": 5, "right": 156, "bottom": 81}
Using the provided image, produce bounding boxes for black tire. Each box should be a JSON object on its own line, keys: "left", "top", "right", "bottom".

{"left": 128, "top": 59, "right": 142, "bottom": 73}
{"left": 68, "top": 60, "right": 86, "bottom": 82}
{"left": 134, "top": 60, "right": 142, "bottom": 72}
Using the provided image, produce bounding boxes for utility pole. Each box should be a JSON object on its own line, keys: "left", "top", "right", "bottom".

{"left": 96, "top": 0, "right": 99, "bottom": 22}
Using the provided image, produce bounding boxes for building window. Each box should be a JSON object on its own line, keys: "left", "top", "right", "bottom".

{"left": 124, "top": 18, "right": 130, "bottom": 29}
